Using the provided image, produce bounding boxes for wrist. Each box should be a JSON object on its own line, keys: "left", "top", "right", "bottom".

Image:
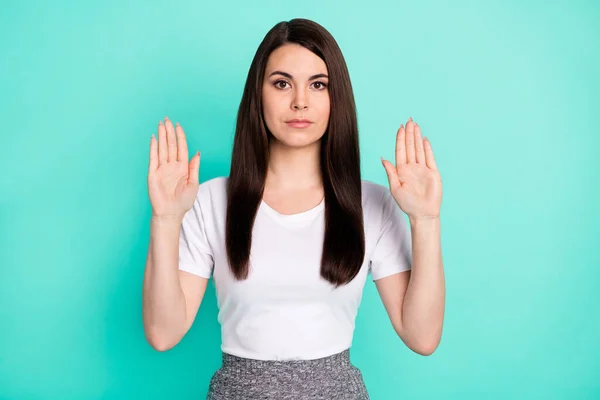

{"left": 151, "top": 214, "right": 184, "bottom": 226}
{"left": 409, "top": 215, "right": 440, "bottom": 226}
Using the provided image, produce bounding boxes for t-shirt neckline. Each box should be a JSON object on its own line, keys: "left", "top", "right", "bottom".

{"left": 260, "top": 198, "right": 325, "bottom": 223}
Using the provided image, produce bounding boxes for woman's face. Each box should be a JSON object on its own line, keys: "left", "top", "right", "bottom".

{"left": 262, "top": 43, "right": 330, "bottom": 148}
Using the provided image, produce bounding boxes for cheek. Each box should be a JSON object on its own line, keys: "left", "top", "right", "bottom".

{"left": 262, "top": 95, "right": 283, "bottom": 121}
{"left": 261, "top": 97, "right": 277, "bottom": 128}
{"left": 317, "top": 98, "right": 331, "bottom": 123}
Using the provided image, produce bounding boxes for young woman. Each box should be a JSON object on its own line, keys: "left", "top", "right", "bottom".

{"left": 143, "top": 18, "right": 445, "bottom": 400}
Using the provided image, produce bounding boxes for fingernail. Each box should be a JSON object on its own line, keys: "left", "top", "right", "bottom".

{"left": 409, "top": 116, "right": 412, "bottom": 122}
{"left": 159, "top": 120, "right": 163, "bottom": 125}
{"left": 165, "top": 116, "right": 169, "bottom": 121}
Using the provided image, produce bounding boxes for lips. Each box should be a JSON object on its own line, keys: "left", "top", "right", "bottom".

{"left": 285, "top": 119, "right": 312, "bottom": 128}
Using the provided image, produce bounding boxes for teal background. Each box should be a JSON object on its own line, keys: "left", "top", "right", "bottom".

{"left": 1, "top": 0, "right": 599, "bottom": 398}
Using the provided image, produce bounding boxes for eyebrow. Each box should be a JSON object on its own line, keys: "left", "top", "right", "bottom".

{"left": 268, "top": 70, "right": 329, "bottom": 80}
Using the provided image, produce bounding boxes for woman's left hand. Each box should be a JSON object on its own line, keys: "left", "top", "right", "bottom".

{"left": 381, "top": 117, "right": 443, "bottom": 222}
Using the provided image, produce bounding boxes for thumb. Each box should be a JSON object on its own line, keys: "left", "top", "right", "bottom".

{"left": 381, "top": 157, "right": 400, "bottom": 192}
{"left": 188, "top": 151, "right": 201, "bottom": 185}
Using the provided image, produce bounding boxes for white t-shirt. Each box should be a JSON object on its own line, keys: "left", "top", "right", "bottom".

{"left": 178, "top": 176, "right": 412, "bottom": 361}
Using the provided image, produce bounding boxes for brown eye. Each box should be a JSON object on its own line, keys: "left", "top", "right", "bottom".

{"left": 274, "top": 80, "right": 289, "bottom": 89}
{"left": 312, "top": 81, "right": 328, "bottom": 90}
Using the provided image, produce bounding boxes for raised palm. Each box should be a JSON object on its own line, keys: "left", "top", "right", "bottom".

{"left": 381, "top": 117, "right": 442, "bottom": 221}
{"left": 147, "top": 117, "right": 201, "bottom": 220}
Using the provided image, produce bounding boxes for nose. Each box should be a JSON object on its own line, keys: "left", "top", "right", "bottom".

{"left": 291, "top": 88, "right": 308, "bottom": 111}
{"left": 292, "top": 103, "right": 307, "bottom": 110}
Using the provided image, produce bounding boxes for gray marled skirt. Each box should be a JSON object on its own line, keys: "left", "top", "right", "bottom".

{"left": 206, "top": 348, "right": 370, "bottom": 399}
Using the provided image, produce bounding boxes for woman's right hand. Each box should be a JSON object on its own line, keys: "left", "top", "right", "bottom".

{"left": 147, "top": 117, "right": 201, "bottom": 221}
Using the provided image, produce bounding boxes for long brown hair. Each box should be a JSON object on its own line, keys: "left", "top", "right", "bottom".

{"left": 226, "top": 18, "right": 364, "bottom": 288}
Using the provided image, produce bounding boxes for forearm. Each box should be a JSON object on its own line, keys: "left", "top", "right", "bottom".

{"left": 401, "top": 217, "right": 445, "bottom": 354}
{"left": 142, "top": 216, "right": 187, "bottom": 349}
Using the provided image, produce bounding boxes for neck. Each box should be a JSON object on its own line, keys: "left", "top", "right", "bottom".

{"left": 265, "top": 139, "right": 322, "bottom": 191}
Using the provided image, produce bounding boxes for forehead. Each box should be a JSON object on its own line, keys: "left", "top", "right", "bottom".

{"left": 265, "top": 43, "right": 328, "bottom": 78}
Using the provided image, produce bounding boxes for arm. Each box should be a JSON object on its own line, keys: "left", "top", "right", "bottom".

{"left": 142, "top": 216, "right": 209, "bottom": 351}
{"left": 376, "top": 217, "right": 445, "bottom": 356}
{"left": 378, "top": 117, "right": 445, "bottom": 355}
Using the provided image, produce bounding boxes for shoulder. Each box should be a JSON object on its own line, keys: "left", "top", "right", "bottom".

{"left": 196, "top": 176, "right": 229, "bottom": 208}
{"left": 361, "top": 179, "right": 390, "bottom": 207}
{"left": 361, "top": 179, "right": 401, "bottom": 228}
{"left": 198, "top": 176, "right": 228, "bottom": 195}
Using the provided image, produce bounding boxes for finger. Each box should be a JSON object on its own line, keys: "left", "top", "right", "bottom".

{"left": 158, "top": 120, "right": 167, "bottom": 164}
{"left": 175, "top": 122, "right": 189, "bottom": 163}
{"left": 165, "top": 117, "right": 177, "bottom": 163}
{"left": 423, "top": 137, "right": 438, "bottom": 170}
{"left": 188, "top": 151, "right": 201, "bottom": 185}
{"left": 149, "top": 134, "right": 158, "bottom": 173}
{"left": 395, "top": 124, "right": 406, "bottom": 165}
{"left": 406, "top": 118, "right": 416, "bottom": 163}
{"left": 414, "top": 122, "right": 425, "bottom": 164}
{"left": 381, "top": 157, "right": 401, "bottom": 192}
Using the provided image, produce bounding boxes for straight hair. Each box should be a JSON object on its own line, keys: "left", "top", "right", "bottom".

{"left": 226, "top": 18, "right": 364, "bottom": 288}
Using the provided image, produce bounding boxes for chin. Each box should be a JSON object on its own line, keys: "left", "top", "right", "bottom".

{"left": 268, "top": 124, "right": 321, "bottom": 146}
{"left": 272, "top": 132, "right": 323, "bottom": 148}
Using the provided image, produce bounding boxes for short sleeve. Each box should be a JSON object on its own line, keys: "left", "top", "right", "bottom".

{"left": 178, "top": 192, "right": 215, "bottom": 279}
{"left": 369, "top": 190, "right": 412, "bottom": 281}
